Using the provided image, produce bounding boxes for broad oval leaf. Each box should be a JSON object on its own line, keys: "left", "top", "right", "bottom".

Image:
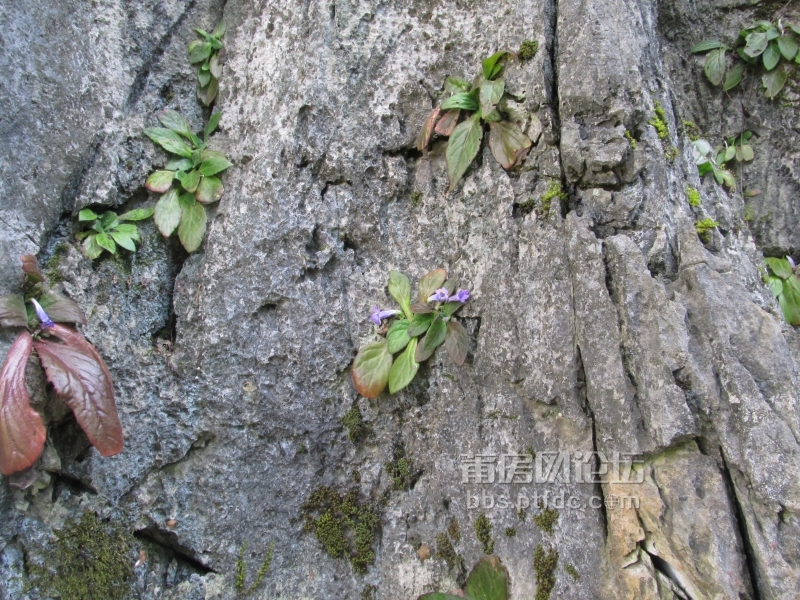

{"left": 407, "top": 312, "right": 435, "bottom": 337}
{"left": 723, "top": 61, "right": 744, "bottom": 90}
{"left": 119, "top": 207, "right": 154, "bottom": 222}
{"left": 444, "top": 75, "right": 471, "bottom": 93}
{"left": 417, "top": 594, "right": 463, "bottom": 600}
{"left": 765, "top": 257, "right": 793, "bottom": 279}
{"left": 21, "top": 255, "right": 43, "bottom": 285}
{"left": 154, "top": 189, "right": 183, "bottom": 237}
{"left": 195, "top": 175, "right": 224, "bottom": 204}
{"left": 445, "top": 320, "right": 469, "bottom": 366}
{"left": 704, "top": 49, "right": 727, "bottom": 85}
{"left": 198, "top": 69, "right": 212, "bottom": 88}
{"left": 166, "top": 157, "right": 193, "bottom": 171}
{"left": 209, "top": 52, "right": 223, "bottom": 78}
{"left": 446, "top": 114, "right": 483, "bottom": 190}
{"left": 463, "top": 556, "right": 509, "bottom": 600}
{"left": 744, "top": 31, "right": 768, "bottom": 57}
{"left": 441, "top": 301, "right": 465, "bottom": 317}
{"left": 411, "top": 302, "right": 433, "bottom": 314}
{"left": 762, "top": 42, "right": 781, "bottom": 70}
{"left": 387, "top": 320, "right": 412, "bottom": 354}
{"left": 198, "top": 76, "right": 219, "bottom": 106}
{"left": 482, "top": 51, "right": 508, "bottom": 80}
{"left": 488, "top": 121, "right": 532, "bottom": 169}
{"left": 418, "top": 269, "right": 448, "bottom": 302}
{"left": 178, "top": 202, "right": 207, "bottom": 252}
{"left": 388, "top": 338, "right": 419, "bottom": 394}
{"left": 441, "top": 92, "right": 480, "bottom": 111}
{"left": 763, "top": 65, "right": 788, "bottom": 98}
{"left": 198, "top": 155, "right": 233, "bottom": 176}
{"left": 778, "top": 35, "right": 799, "bottom": 60}
{"left": 351, "top": 339, "right": 392, "bottom": 398}
{"left": 765, "top": 26, "right": 780, "bottom": 41}
{"left": 0, "top": 295, "right": 28, "bottom": 328}
{"left": 111, "top": 232, "right": 137, "bottom": 252}
{"left": 388, "top": 270, "right": 412, "bottom": 318}
{"left": 178, "top": 169, "right": 201, "bottom": 193}
{"left": 417, "top": 107, "right": 441, "bottom": 152}
{"left": 188, "top": 40, "right": 212, "bottom": 64}
{"left": 83, "top": 235, "right": 103, "bottom": 260}
{"left": 114, "top": 224, "right": 140, "bottom": 241}
{"left": 479, "top": 79, "right": 504, "bottom": 117}
{"left": 778, "top": 276, "right": 800, "bottom": 325}
{"left": 145, "top": 170, "right": 175, "bottom": 193}
{"left": 435, "top": 109, "right": 461, "bottom": 137}
{"left": 691, "top": 39, "right": 726, "bottom": 53}
{"left": 740, "top": 144, "right": 754, "bottom": 161}
{"left": 0, "top": 332, "right": 46, "bottom": 475}
{"left": 144, "top": 128, "right": 194, "bottom": 158}
{"left": 212, "top": 20, "right": 227, "bottom": 38}
{"left": 205, "top": 111, "right": 222, "bottom": 140}
{"left": 34, "top": 324, "right": 123, "bottom": 457}
{"left": 96, "top": 232, "right": 116, "bottom": 254}
{"left": 38, "top": 292, "right": 87, "bottom": 325}
{"left": 768, "top": 276, "right": 784, "bottom": 297}
{"left": 158, "top": 109, "right": 192, "bottom": 137}
{"left": 415, "top": 316, "right": 446, "bottom": 362}
{"left": 78, "top": 208, "right": 98, "bottom": 222}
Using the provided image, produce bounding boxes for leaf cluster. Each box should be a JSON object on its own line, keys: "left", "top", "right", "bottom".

{"left": 691, "top": 20, "right": 800, "bottom": 98}
{"left": 692, "top": 131, "right": 754, "bottom": 190}
{"left": 765, "top": 257, "right": 800, "bottom": 325}
{"left": 0, "top": 256, "right": 122, "bottom": 475}
{"left": 145, "top": 109, "right": 231, "bottom": 252}
{"left": 418, "top": 556, "right": 509, "bottom": 600}
{"left": 189, "top": 21, "right": 226, "bottom": 105}
{"left": 417, "top": 52, "right": 532, "bottom": 191}
{"left": 351, "top": 270, "right": 470, "bottom": 398}
{"left": 76, "top": 207, "right": 153, "bottom": 259}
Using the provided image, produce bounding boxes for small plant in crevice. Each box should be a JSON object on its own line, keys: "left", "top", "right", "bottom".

{"left": 341, "top": 405, "right": 371, "bottom": 444}
{"left": 691, "top": 131, "right": 755, "bottom": 190}
{"left": 686, "top": 186, "right": 701, "bottom": 208}
{"left": 764, "top": 256, "right": 800, "bottom": 325}
{"left": 0, "top": 256, "right": 123, "bottom": 475}
{"left": 691, "top": 19, "right": 800, "bottom": 99}
{"left": 694, "top": 218, "right": 720, "bottom": 243}
{"left": 385, "top": 446, "right": 421, "bottom": 491}
{"left": 435, "top": 530, "right": 465, "bottom": 572}
{"left": 189, "top": 20, "right": 226, "bottom": 106}
{"left": 417, "top": 52, "right": 532, "bottom": 190}
{"left": 76, "top": 208, "right": 154, "bottom": 259}
{"left": 351, "top": 270, "right": 471, "bottom": 398}
{"left": 517, "top": 40, "right": 539, "bottom": 61}
{"left": 144, "top": 109, "right": 232, "bottom": 252}
{"left": 533, "top": 504, "right": 559, "bottom": 535}
{"left": 418, "top": 555, "right": 509, "bottom": 600}
{"left": 534, "top": 545, "right": 559, "bottom": 600}
{"left": 234, "top": 540, "right": 275, "bottom": 596}
{"left": 624, "top": 129, "right": 637, "bottom": 149}
{"left": 648, "top": 101, "right": 678, "bottom": 161}
{"left": 474, "top": 513, "right": 494, "bottom": 555}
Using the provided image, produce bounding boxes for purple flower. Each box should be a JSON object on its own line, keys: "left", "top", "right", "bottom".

{"left": 427, "top": 288, "right": 450, "bottom": 303}
{"left": 788, "top": 256, "right": 796, "bottom": 270}
{"left": 448, "top": 289, "right": 470, "bottom": 303}
{"left": 31, "top": 299, "right": 54, "bottom": 329}
{"left": 370, "top": 306, "right": 400, "bottom": 325}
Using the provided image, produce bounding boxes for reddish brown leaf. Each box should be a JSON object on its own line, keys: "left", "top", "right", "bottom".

{"left": 21, "top": 255, "right": 43, "bottom": 285}
{"left": 416, "top": 107, "right": 441, "bottom": 152}
{"left": 418, "top": 269, "right": 448, "bottom": 303}
{"left": 34, "top": 324, "right": 123, "bottom": 457}
{"left": 435, "top": 109, "right": 461, "bottom": 136}
{"left": 445, "top": 320, "right": 469, "bottom": 366}
{"left": 0, "top": 332, "right": 46, "bottom": 475}
{"left": 38, "top": 293, "right": 88, "bottom": 325}
{"left": 411, "top": 302, "right": 433, "bottom": 314}
{"left": 488, "top": 121, "right": 532, "bottom": 169}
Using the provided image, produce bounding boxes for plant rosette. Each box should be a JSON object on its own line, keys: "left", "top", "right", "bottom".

{"left": 765, "top": 256, "right": 800, "bottom": 325}
{"left": 0, "top": 256, "right": 123, "bottom": 476}
{"left": 189, "top": 20, "right": 226, "bottom": 106}
{"left": 76, "top": 207, "right": 153, "bottom": 259}
{"left": 352, "top": 269, "right": 471, "bottom": 397}
{"left": 144, "top": 109, "right": 232, "bottom": 253}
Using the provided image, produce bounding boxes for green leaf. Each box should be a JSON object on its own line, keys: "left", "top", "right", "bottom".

{"left": 488, "top": 121, "right": 532, "bottom": 169}
{"left": 205, "top": 111, "right": 222, "bottom": 140}
{"left": 417, "top": 107, "right": 441, "bottom": 152}
{"left": 407, "top": 313, "right": 435, "bottom": 337}
{"left": 724, "top": 145, "right": 736, "bottom": 162}
{"left": 78, "top": 208, "right": 98, "bottom": 222}
{"left": 144, "top": 128, "right": 194, "bottom": 158}
{"left": 691, "top": 40, "right": 727, "bottom": 53}
{"left": 765, "top": 257, "right": 793, "bottom": 279}
{"left": 744, "top": 31, "right": 768, "bottom": 57}
{"left": 83, "top": 234, "right": 103, "bottom": 259}
{"left": 762, "top": 42, "right": 781, "bottom": 70}
{"left": 411, "top": 302, "right": 433, "bottom": 314}
{"left": 38, "top": 293, "right": 88, "bottom": 325}
{"left": 444, "top": 76, "right": 471, "bottom": 93}
{"left": 441, "top": 92, "right": 480, "bottom": 112}
{"left": 417, "top": 594, "right": 463, "bottom": 600}
{"left": 704, "top": 49, "right": 727, "bottom": 86}
{"left": 446, "top": 114, "right": 483, "bottom": 191}
{"left": 388, "top": 270, "right": 412, "bottom": 319}
{"left": 178, "top": 169, "right": 201, "bottom": 193}
{"left": 198, "top": 69, "right": 212, "bottom": 88}
{"left": 166, "top": 157, "right": 193, "bottom": 171}
{"left": 178, "top": 202, "right": 207, "bottom": 252}
{"left": 119, "top": 207, "right": 154, "bottom": 222}
{"left": 195, "top": 176, "right": 224, "bottom": 204}
{"left": 463, "top": 556, "right": 509, "bottom": 600}
{"left": 739, "top": 144, "right": 754, "bottom": 161}
{"left": 0, "top": 294, "right": 28, "bottom": 328}
{"left": 96, "top": 232, "right": 116, "bottom": 254}
{"left": 198, "top": 155, "right": 233, "bottom": 176}
{"left": 790, "top": 23, "right": 800, "bottom": 36}
{"left": 440, "top": 301, "right": 464, "bottom": 317}
{"left": 154, "top": 189, "right": 182, "bottom": 237}
{"left": 418, "top": 269, "right": 448, "bottom": 302}
{"left": 723, "top": 61, "right": 744, "bottom": 90}
{"left": 445, "top": 320, "right": 469, "bottom": 365}
{"left": 479, "top": 79, "right": 504, "bottom": 117}
{"left": 778, "top": 276, "right": 800, "bottom": 325}
{"left": 188, "top": 40, "right": 213, "bottom": 64}
{"left": 198, "top": 77, "right": 219, "bottom": 106}
{"left": 388, "top": 339, "right": 419, "bottom": 394}
{"left": 387, "top": 320, "right": 412, "bottom": 354}
{"left": 351, "top": 339, "right": 392, "bottom": 398}
{"left": 209, "top": 52, "right": 222, "bottom": 78}
{"left": 211, "top": 20, "right": 227, "bottom": 38}
{"left": 482, "top": 51, "right": 508, "bottom": 80}
{"left": 145, "top": 170, "right": 175, "bottom": 193}
{"left": 768, "top": 276, "right": 784, "bottom": 297}
{"left": 415, "top": 316, "right": 446, "bottom": 362}
{"left": 110, "top": 232, "right": 137, "bottom": 251}
{"left": 435, "top": 109, "right": 461, "bottom": 137}
{"left": 763, "top": 65, "right": 788, "bottom": 98}
{"left": 765, "top": 26, "right": 780, "bottom": 41}
{"left": 778, "top": 35, "right": 799, "bottom": 60}
{"left": 114, "top": 224, "right": 140, "bottom": 239}
{"left": 98, "top": 211, "right": 118, "bottom": 230}
{"left": 158, "top": 109, "right": 192, "bottom": 137}
{"left": 179, "top": 192, "right": 197, "bottom": 209}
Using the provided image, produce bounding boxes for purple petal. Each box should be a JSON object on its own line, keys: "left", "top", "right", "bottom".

{"left": 369, "top": 306, "right": 383, "bottom": 326}
{"left": 378, "top": 309, "right": 401, "bottom": 320}
{"left": 428, "top": 288, "right": 450, "bottom": 303}
{"left": 448, "top": 289, "right": 470, "bottom": 303}
{"left": 787, "top": 256, "right": 796, "bottom": 270}
{"left": 31, "top": 299, "right": 54, "bottom": 329}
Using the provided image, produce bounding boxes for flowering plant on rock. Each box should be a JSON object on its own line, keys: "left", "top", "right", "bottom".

{"left": 0, "top": 256, "right": 122, "bottom": 475}
{"left": 352, "top": 269, "right": 471, "bottom": 397}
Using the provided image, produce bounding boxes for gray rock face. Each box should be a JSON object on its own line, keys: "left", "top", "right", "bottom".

{"left": 1, "top": 0, "right": 799, "bottom": 599}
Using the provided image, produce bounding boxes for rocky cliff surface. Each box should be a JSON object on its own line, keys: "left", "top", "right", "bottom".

{"left": 1, "top": 0, "right": 799, "bottom": 598}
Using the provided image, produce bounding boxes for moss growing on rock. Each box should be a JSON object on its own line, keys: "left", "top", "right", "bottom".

{"left": 435, "top": 532, "right": 463, "bottom": 571}
{"left": 341, "top": 406, "right": 370, "bottom": 444}
{"left": 565, "top": 564, "right": 580, "bottom": 580}
{"left": 533, "top": 506, "right": 559, "bottom": 535}
{"left": 649, "top": 101, "right": 669, "bottom": 143}
{"left": 624, "top": 130, "right": 637, "bottom": 149}
{"left": 518, "top": 40, "right": 539, "bottom": 61}
{"left": 385, "top": 447, "right": 421, "bottom": 491}
{"left": 686, "top": 187, "right": 701, "bottom": 207}
{"left": 27, "top": 511, "right": 134, "bottom": 600}
{"left": 474, "top": 514, "right": 494, "bottom": 554}
{"left": 695, "top": 218, "right": 719, "bottom": 242}
{"left": 447, "top": 518, "right": 461, "bottom": 543}
{"left": 504, "top": 527, "right": 516, "bottom": 537}
{"left": 534, "top": 545, "right": 559, "bottom": 600}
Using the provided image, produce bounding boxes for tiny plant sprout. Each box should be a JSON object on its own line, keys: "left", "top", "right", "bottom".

{"left": 76, "top": 207, "right": 154, "bottom": 259}
{"left": 189, "top": 21, "right": 226, "bottom": 106}
{"left": 764, "top": 256, "right": 800, "bottom": 325}
{"left": 352, "top": 269, "right": 471, "bottom": 397}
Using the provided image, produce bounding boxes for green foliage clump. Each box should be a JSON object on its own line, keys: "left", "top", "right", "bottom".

{"left": 341, "top": 406, "right": 370, "bottom": 444}
{"left": 540, "top": 180, "right": 567, "bottom": 215}
{"left": 301, "top": 486, "right": 379, "bottom": 573}
{"left": 447, "top": 517, "right": 461, "bottom": 543}
{"left": 664, "top": 146, "right": 679, "bottom": 162}
{"left": 648, "top": 101, "right": 669, "bottom": 142}
{"left": 624, "top": 130, "right": 637, "bottom": 149}
{"left": 518, "top": 40, "right": 540, "bottom": 61}
{"left": 418, "top": 556, "right": 509, "bottom": 600}
{"left": 682, "top": 120, "right": 702, "bottom": 142}
{"left": 418, "top": 52, "right": 532, "bottom": 190}
{"left": 765, "top": 257, "right": 800, "bottom": 325}
{"left": 235, "top": 541, "right": 275, "bottom": 596}
{"left": 385, "top": 447, "right": 421, "bottom": 490}
{"left": 26, "top": 512, "right": 134, "bottom": 600}
{"left": 144, "top": 109, "right": 232, "bottom": 252}
{"left": 692, "top": 131, "right": 754, "bottom": 190}
{"left": 189, "top": 21, "right": 226, "bottom": 105}
{"left": 565, "top": 564, "right": 580, "bottom": 580}
{"left": 694, "top": 218, "right": 719, "bottom": 242}
{"left": 504, "top": 527, "right": 516, "bottom": 537}
{"left": 686, "top": 187, "right": 701, "bottom": 207}
{"left": 533, "top": 506, "right": 559, "bottom": 535}
{"left": 411, "top": 191, "right": 423, "bottom": 206}
{"left": 76, "top": 208, "right": 153, "bottom": 259}
{"left": 474, "top": 514, "right": 494, "bottom": 554}
{"left": 533, "top": 545, "right": 559, "bottom": 600}
{"left": 691, "top": 20, "right": 800, "bottom": 99}
{"left": 435, "top": 532, "right": 463, "bottom": 571}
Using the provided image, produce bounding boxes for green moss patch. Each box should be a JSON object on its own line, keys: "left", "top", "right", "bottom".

{"left": 341, "top": 406, "right": 370, "bottom": 444}
{"left": 533, "top": 545, "right": 559, "bottom": 600}
{"left": 518, "top": 40, "right": 539, "bottom": 61}
{"left": 474, "top": 514, "right": 494, "bottom": 554}
{"left": 533, "top": 506, "right": 559, "bottom": 535}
